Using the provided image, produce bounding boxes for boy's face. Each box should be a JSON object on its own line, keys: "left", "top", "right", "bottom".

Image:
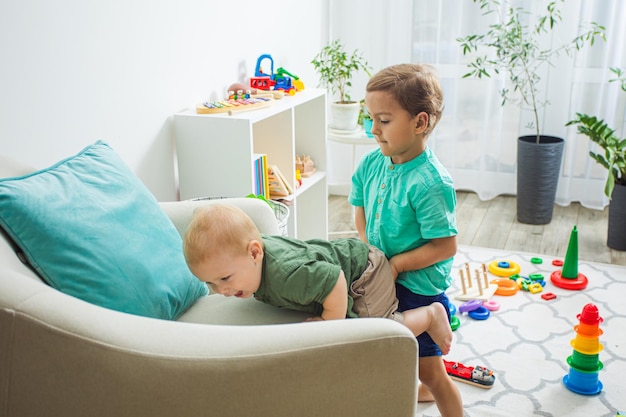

{"left": 191, "top": 240, "right": 263, "bottom": 298}
{"left": 365, "top": 90, "right": 428, "bottom": 164}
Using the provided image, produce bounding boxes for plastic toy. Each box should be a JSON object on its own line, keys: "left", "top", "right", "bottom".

{"left": 482, "top": 300, "right": 500, "bottom": 311}
{"left": 448, "top": 301, "right": 460, "bottom": 331}
{"left": 250, "top": 55, "right": 302, "bottom": 95}
{"left": 563, "top": 303, "right": 604, "bottom": 395}
{"left": 551, "top": 226, "right": 588, "bottom": 290}
{"left": 457, "top": 299, "right": 491, "bottom": 320}
{"left": 196, "top": 97, "right": 272, "bottom": 115}
{"left": 276, "top": 67, "right": 305, "bottom": 91}
{"left": 450, "top": 315, "right": 460, "bottom": 331}
{"left": 458, "top": 299, "right": 481, "bottom": 313}
{"left": 490, "top": 277, "right": 519, "bottom": 296}
{"left": 468, "top": 306, "right": 490, "bottom": 320}
{"left": 528, "top": 282, "right": 543, "bottom": 294}
{"left": 541, "top": 292, "right": 557, "bottom": 300}
{"left": 444, "top": 359, "right": 496, "bottom": 388}
{"left": 454, "top": 263, "right": 498, "bottom": 301}
{"left": 488, "top": 260, "right": 521, "bottom": 277}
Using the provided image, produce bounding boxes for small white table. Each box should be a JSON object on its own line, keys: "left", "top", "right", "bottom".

{"left": 327, "top": 127, "right": 377, "bottom": 173}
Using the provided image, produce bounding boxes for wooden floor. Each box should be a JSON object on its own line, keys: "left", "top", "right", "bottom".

{"left": 328, "top": 191, "right": 626, "bottom": 266}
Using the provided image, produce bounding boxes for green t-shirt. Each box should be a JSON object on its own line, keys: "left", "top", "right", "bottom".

{"left": 349, "top": 147, "right": 457, "bottom": 296}
{"left": 254, "top": 235, "right": 369, "bottom": 318}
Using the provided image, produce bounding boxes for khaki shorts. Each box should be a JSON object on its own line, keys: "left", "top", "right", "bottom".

{"left": 349, "top": 246, "right": 403, "bottom": 323}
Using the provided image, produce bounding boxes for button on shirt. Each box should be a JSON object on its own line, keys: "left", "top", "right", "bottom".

{"left": 349, "top": 147, "right": 457, "bottom": 295}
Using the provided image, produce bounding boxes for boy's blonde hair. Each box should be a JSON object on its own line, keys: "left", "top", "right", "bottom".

{"left": 366, "top": 63, "right": 444, "bottom": 137}
{"left": 183, "top": 204, "right": 262, "bottom": 269}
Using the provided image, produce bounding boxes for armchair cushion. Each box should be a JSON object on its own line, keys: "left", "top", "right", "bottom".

{"left": 0, "top": 141, "right": 207, "bottom": 319}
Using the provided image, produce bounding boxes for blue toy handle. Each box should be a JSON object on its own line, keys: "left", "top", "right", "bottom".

{"left": 255, "top": 54, "right": 274, "bottom": 78}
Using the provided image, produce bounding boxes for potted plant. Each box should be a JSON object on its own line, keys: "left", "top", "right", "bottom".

{"left": 457, "top": 0, "right": 605, "bottom": 224}
{"left": 311, "top": 39, "right": 372, "bottom": 131}
{"left": 358, "top": 99, "right": 373, "bottom": 138}
{"left": 566, "top": 68, "right": 626, "bottom": 250}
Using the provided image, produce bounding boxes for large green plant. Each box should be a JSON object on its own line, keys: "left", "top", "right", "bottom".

{"left": 566, "top": 68, "right": 626, "bottom": 198}
{"left": 457, "top": 0, "right": 605, "bottom": 143}
{"left": 311, "top": 39, "right": 371, "bottom": 104}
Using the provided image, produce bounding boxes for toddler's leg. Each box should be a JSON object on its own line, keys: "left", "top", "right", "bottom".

{"left": 401, "top": 302, "right": 452, "bottom": 355}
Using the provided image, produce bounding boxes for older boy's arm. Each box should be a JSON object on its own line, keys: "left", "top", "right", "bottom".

{"left": 354, "top": 206, "right": 369, "bottom": 243}
{"left": 319, "top": 270, "right": 349, "bottom": 320}
{"left": 389, "top": 236, "right": 457, "bottom": 278}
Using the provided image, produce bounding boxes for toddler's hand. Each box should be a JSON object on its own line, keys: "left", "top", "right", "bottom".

{"left": 304, "top": 316, "right": 324, "bottom": 322}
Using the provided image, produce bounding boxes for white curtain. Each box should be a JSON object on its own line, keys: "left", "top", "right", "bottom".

{"left": 330, "top": 0, "right": 626, "bottom": 209}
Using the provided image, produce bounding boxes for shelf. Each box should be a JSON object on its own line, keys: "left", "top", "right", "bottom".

{"left": 174, "top": 89, "right": 328, "bottom": 240}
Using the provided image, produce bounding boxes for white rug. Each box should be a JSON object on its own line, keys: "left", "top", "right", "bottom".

{"left": 417, "top": 244, "right": 626, "bottom": 417}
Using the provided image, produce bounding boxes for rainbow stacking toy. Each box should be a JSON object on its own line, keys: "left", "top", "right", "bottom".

{"left": 563, "top": 303, "right": 604, "bottom": 395}
{"left": 550, "top": 225, "right": 588, "bottom": 290}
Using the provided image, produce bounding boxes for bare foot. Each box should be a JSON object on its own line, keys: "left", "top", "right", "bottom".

{"left": 417, "top": 383, "right": 435, "bottom": 402}
{"left": 426, "top": 302, "right": 453, "bottom": 355}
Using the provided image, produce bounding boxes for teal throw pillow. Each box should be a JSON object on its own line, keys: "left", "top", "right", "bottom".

{"left": 0, "top": 141, "right": 207, "bottom": 319}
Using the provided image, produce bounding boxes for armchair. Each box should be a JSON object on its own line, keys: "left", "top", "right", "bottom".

{"left": 0, "top": 154, "right": 418, "bottom": 417}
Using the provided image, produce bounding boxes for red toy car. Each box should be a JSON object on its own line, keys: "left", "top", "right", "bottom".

{"left": 444, "top": 359, "right": 496, "bottom": 388}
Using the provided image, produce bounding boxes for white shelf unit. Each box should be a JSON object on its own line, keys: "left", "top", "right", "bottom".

{"left": 174, "top": 89, "right": 328, "bottom": 240}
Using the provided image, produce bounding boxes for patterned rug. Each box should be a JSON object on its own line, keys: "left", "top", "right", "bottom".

{"left": 417, "top": 244, "right": 626, "bottom": 417}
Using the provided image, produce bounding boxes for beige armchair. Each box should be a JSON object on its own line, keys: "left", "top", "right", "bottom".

{"left": 0, "top": 156, "right": 418, "bottom": 417}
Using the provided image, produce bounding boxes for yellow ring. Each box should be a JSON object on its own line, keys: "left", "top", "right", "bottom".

{"left": 488, "top": 260, "right": 521, "bottom": 277}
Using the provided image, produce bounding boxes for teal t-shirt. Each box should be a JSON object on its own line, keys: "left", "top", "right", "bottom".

{"left": 254, "top": 235, "right": 370, "bottom": 318}
{"left": 349, "top": 147, "right": 457, "bottom": 296}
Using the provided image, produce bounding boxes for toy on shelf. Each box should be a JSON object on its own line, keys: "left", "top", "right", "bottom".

{"left": 196, "top": 95, "right": 272, "bottom": 115}
{"left": 488, "top": 260, "right": 521, "bottom": 277}
{"left": 295, "top": 155, "right": 316, "bottom": 177}
{"left": 563, "top": 303, "right": 604, "bottom": 395}
{"left": 550, "top": 226, "right": 588, "bottom": 290}
{"left": 267, "top": 165, "right": 293, "bottom": 198}
{"left": 277, "top": 67, "right": 305, "bottom": 91}
{"left": 250, "top": 54, "right": 304, "bottom": 96}
{"left": 454, "top": 263, "right": 498, "bottom": 301}
{"left": 444, "top": 359, "right": 496, "bottom": 388}
{"left": 227, "top": 82, "right": 283, "bottom": 100}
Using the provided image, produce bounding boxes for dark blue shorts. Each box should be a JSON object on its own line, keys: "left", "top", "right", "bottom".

{"left": 395, "top": 283, "right": 451, "bottom": 358}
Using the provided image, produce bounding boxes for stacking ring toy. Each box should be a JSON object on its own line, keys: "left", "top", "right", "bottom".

{"left": 450, "top": 315, "right": 460, "bottom": 331}
{"left": 488, "top": 260, "right": 521, "bottom": 277}
{"left": 491, "top": 278, "right": 519, "bottom": 296}
{"left": 483, "top": 300, "right": 500, "bottom": 311}
{"left": 448, "top": 301, "right": 457, "bottom": 316}
{"left": 468, "top": 306, "right": 490, "bottom": 320}
{"left": 458, "top": 299, "right": 482, "bottom": 313}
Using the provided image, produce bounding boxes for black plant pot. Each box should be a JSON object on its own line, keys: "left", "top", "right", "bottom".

{"left": 608, "top": 183, "right": 626, "bottom": 251}
{"left": 517, "top": 135, "right": 565, "bottom": 225}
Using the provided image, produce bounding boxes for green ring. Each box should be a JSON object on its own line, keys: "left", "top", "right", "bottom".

{"left": 450, "top": 315, "right": 460, "bottom": 331}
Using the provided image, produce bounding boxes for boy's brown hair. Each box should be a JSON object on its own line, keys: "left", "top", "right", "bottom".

{"left": 366, "top": 63, "right": 444, "bottom": 137}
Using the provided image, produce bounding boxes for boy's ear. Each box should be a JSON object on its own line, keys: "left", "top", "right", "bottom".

{"left": 249, "top": 239, "right": 264, "bottom": 260}
{"left": 414, "top": 112, "right": 429, "bottom": 133}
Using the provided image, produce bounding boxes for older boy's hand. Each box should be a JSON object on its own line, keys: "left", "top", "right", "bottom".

{"left": 389, "top": 259, "right": 400, "bottom": 279}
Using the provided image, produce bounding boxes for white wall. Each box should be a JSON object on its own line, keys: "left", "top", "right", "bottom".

{"left": 0, "top": 0, "right": 329, "bottom": 201}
